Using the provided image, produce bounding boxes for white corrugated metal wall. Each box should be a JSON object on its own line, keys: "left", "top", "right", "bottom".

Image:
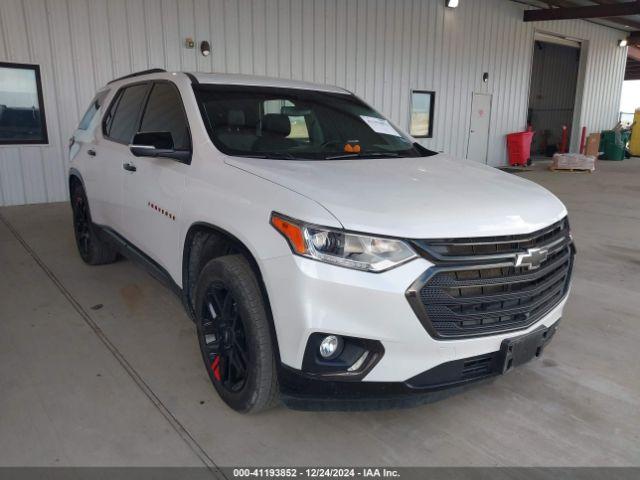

{"left": 0, "top": 0, "right": 627, "bottom": 206}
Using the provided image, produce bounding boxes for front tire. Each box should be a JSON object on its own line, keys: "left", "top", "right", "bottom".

{"left": 195, "top": 255, "right": 279, "bottom": 413}
{"left": 70, "top": 182, "right": 118, "bottom": 265}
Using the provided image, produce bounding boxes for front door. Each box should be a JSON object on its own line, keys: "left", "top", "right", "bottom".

{"left": 467, "top": 93, "right": 492, "bottom": 164}
{"left": 121, "top": 81, "right": 191, "bottom": 275}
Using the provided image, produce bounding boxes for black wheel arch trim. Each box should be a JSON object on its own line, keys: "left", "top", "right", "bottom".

{"left": 68, "top": 168, "right": 85, "bottom": 191}
{"left": 182, "top": 221, "right": 283, "bottom": 367}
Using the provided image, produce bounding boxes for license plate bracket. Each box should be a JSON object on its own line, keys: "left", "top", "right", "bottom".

{"left": 500, "top": 325, "right": 554, "bottom": 373}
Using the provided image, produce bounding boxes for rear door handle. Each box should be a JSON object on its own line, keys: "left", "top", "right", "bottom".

{"left": 123, "top": 163, "right": 137, "bottom": 172}
{"left": 87, "top": 149, "right": 96, "bottom": 156}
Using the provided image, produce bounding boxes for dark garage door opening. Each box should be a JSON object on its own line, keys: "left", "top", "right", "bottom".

{"left": 527, "top": 38, "right": 581, "bottom": 158}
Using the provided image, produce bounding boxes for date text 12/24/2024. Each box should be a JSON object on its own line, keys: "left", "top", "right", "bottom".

{"left": 232, "top": 468, "right": 401, "bottom": 478}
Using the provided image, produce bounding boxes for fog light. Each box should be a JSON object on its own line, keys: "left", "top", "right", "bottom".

{"left": 319, "top": 335, "right": 342, "bottom": 359}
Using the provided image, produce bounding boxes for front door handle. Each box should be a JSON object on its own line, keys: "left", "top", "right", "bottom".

{"left": 87, "top": 149, "right": 96, "bottom": 156}
{"left": 123, "top": 163, "right": 137, "bottom": 172}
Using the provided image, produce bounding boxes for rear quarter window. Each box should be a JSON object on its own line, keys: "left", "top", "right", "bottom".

{"left": 78, "top": 91, "right": 108, "bottom": 130}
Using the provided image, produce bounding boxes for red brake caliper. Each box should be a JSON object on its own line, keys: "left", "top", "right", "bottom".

{"left": 210, "top": 356, "right": 221, "bottom": 381}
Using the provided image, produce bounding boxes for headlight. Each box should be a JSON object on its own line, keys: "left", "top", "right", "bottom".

{"left": 270, "top": 212, "right": 417, "bottom": 272}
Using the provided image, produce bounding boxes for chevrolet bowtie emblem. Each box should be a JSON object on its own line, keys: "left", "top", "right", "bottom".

{"left": 515, "top": 247, "right": 549, "bottom": 270}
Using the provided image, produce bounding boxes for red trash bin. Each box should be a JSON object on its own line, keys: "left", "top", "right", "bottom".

{"left": 506, "top": 131, "right": 535, "bottom": 166}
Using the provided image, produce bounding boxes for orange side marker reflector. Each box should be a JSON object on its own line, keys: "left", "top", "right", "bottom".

{"left": 271, "top": 214, "right": 307, "bottom": 254}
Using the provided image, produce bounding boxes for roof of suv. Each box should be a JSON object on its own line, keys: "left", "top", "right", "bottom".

{"left": 105, "top": 69, "right": 351, "bottom": 95}
{"left": 189, "top": 72, "right": 350, "bottom": 94}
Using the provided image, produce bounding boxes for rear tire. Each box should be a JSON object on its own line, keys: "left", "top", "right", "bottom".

{"left": 70, "top": 182, "right": 118, "bottom": 265}
{"left": 195, "top": 255, "right": 279, "bottom": 413}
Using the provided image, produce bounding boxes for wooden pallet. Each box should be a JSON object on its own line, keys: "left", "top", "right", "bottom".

{"left": 549, "top": 166, "right": 594, "bottom": 173}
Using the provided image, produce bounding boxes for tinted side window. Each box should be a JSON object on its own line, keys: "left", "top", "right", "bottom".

{"left": 105, "top": 83, "right": 148, "bottom": 143}
{"left": 140, "top": 83, "right": 190, "bottom": 150}
{"left": 78, "top": 91, "right": 108, "bottom": 130}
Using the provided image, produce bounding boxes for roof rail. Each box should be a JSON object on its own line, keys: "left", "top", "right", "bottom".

{"left": 107, "top": 68, "right": 167, "bottom": 85}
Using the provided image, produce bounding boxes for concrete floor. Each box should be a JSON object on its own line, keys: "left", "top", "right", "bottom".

{"left": 0, "top": 159, "right": 639, "bottom": 467}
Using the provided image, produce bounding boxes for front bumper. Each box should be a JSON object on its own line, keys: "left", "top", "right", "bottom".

{"left": 279, "top": 321, "right": 560, "bottom": 410}
{"left": 261, "top": 254, "right": 567, "bottom": 382}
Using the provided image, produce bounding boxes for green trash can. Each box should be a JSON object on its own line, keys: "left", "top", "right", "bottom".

{"left": 599, "top": 130, "right": 629, "bottom": 161}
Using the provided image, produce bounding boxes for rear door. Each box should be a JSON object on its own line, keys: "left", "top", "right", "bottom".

{"left": 72, "top": 90, "right": 109, "bottom": 217}
{"left": 121, "top": 81, "right": 191, "bottom": 273}
{"left": 87, "top": 82, "right": 150, "bottom": 232}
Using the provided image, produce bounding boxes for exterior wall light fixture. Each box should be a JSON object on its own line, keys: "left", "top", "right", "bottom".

{"left": 201, "top": 41, "right": 211, "bottom": 56}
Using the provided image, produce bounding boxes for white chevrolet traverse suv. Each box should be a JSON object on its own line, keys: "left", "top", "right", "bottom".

{"left": 69, "top": 69, "right": 574, "bottom": 413}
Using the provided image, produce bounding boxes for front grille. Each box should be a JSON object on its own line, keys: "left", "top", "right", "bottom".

{"left": 407, "top": 218, "right": 574, "bottom": 339}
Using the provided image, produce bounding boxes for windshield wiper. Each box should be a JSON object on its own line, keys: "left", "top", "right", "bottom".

{"left": 266, "top": 152, "right": 298, "bottom": 159}
{"left": 324, "top": 152, "right": 400, "bottom": 160}
{"left": 236, "top": 152, "right": 299, "bottom": 160}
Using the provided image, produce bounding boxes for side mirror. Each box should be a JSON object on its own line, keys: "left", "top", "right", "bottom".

{"left": 129, "top": 131, "right": 191, "bottom": 162}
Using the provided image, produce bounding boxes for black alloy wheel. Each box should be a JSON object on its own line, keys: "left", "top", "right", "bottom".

{"left": 194, "top": 255, "right": 279, "bottom": 413}
{"left": 199, "top": 284, "right": 249, "bottom": 393}
{"left": 72, "top": 187, "right": 92, "bottom": 262}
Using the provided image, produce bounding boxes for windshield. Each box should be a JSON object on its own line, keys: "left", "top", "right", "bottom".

{"left": 193, "top": 85, "right": 436, "bottom": 160}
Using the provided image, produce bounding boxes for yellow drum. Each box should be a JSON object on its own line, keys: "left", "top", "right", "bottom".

{"left": 628, "top": 108, "right": 640, "bottom": 156}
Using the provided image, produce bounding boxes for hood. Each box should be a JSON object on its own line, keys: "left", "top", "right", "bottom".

{"left": 225, "top": 154, "right": 567, "bottom": 239}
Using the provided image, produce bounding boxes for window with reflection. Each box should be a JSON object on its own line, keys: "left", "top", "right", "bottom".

{"left": 409, "top": 91, "right": 435, "bottom": 138}
{"left": 0, "top": 63, "right": 48, "bottom": 144}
